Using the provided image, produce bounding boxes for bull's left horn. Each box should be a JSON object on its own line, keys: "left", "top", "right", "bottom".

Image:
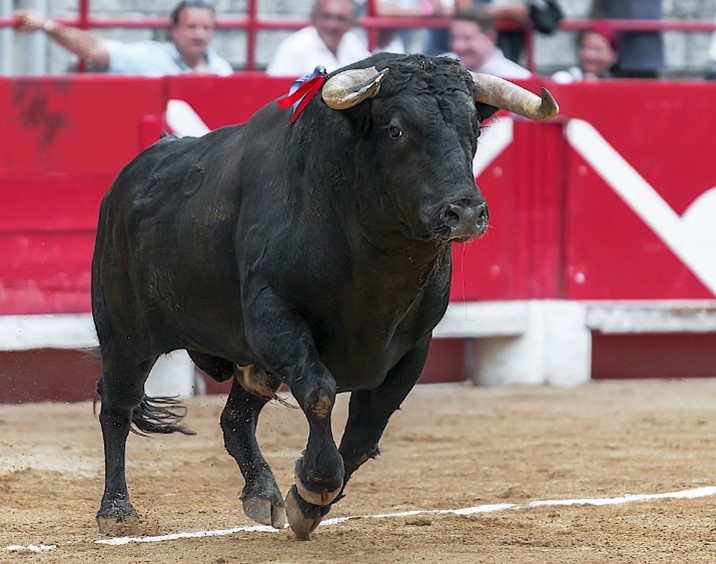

{"left": 322, "top": 67, "right": 389, "bottom": 110}
{"left": 469, "top": 72, "right": 559, "bottom": 121}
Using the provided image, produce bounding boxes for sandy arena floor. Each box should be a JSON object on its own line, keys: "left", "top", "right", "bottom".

{"left": 3, "top": 378, "right": 716, "bottom": 563}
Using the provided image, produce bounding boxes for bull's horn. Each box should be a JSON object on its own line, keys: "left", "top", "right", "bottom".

{"left": 322, "top": 67, "right": 389, "bottom": 110}
{"left": 469, "top": 72, "right": 559, "bottom": 121}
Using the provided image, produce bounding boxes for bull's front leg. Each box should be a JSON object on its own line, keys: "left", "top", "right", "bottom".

{"left": 242, "top": 291, "right": 344, "bottom": 540}
{"left": 279, "top": 341, "right": 429, "bottom": 538}
{"left": 282, "top": 360, "right": 344, "bottom": 539}
{"left": 338, "top": 339, "right": 430, "bottom": 497}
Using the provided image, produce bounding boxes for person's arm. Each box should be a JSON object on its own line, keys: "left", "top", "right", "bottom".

{"left": 374, "top": 1, "right": 452, "bottom": 17}
{"left": 489, "top": 5, "right": 529, "bottom": 24}
{"left": 14, "top": 9, "right": 110, "bottom": 67}
{"left": 589, "top": 0, "right": 605, "bottom": 19}
{"left": 374, "top": 1, "right": 421, "bottom": 17}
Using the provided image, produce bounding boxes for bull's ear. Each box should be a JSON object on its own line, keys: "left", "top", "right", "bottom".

{"left": 338, "top": 102, "right": 373, "bottom": 137}
{"left": 476, "top": 103, "right": 499, "bottom": 123}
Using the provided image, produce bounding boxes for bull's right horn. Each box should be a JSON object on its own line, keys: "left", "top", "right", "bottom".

{"left": 322, "top": 67, "right": 389, "bottom": 110}
{"left": 469, "top": 72, "right": 559, "bottom": 121}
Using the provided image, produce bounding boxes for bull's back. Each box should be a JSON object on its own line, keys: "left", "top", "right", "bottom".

{"left": 93, "top": 103, "right": 290, "bottom": 355}
{"left": 93, "top": 125, "right": 251, "bottom": 347}
{"left": 98, "top": 102, "right": 286, "bottom": 251}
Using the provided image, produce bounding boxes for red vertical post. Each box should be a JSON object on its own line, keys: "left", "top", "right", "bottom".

{"left": 510, "top": 119, "right": 566, "bottom": 298}
{"left": 77, "top": 0, "right": 90, "bottom": 72}
{"left": 524, "top": 28, "right": 535, "bottom": 72}
{"left": 366, "top": 0, "right": 377, "bottom": 52}
{"left": 246, "top": 0, "right": 257, "bottom": 71}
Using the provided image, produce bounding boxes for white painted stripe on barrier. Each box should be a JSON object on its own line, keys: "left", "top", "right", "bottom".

{"left": 433, "top": 300, "right": 528, "bottom": 338}
{"left": 0, "top": 313, "right": 96, "bottom": 351}
{"left": 1, "top": 300, "right": 530, "bottom": 350}
{"left": 165, "top": 99, "right": 211, "bottom": 138}
{"left": 473, "top": 117, "right": 513, "bottom": 178}
{"left": 91, "top": 485, "right": 716, "bottom": 547}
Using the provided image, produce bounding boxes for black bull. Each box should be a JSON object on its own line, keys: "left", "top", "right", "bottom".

{"left": 91, "top": 53, "right": 557, "bottom": 539}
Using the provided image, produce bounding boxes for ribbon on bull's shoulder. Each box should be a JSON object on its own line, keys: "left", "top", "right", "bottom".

{"left": 277, "top": 66, "right": 328, "bottom": 124}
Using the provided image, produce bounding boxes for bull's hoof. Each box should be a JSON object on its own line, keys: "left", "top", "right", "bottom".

{"left": 294, "top": 481, "right": 342, "bottom": 507}
{"left": 285, "top": 485, "right": 330, "bottom": 541}
{"left": 293, "top": 466, "right": 342, "bottom": 506}
{"left": 96, "top": 500, "right": 140, "bottom": 536}
{"left": 242, "top": 496, "right": 286, "bottom": 529}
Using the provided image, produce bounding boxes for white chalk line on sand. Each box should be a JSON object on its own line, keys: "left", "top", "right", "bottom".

{"left": 3, "top": 543, "right": 57, "bottom": 553}
{"left": 5, "top": 485, "right": 716, "bottom": 552}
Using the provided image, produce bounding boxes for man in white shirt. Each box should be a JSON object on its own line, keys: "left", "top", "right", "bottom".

{"left": 14, "top": 1, "right": 233, "bottom": 76}
{"left": 706, "top": 32, "right": 716, "bottom": 80}
{"left": 448, "top": 6, "right": 531, "bottom": 80}
{"left": 267, "top": 0, "right": 371, "bottom": 77}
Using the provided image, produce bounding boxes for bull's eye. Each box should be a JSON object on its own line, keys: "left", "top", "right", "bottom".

{"left": 388, "top": 125, "right": 403, "bottom": 138}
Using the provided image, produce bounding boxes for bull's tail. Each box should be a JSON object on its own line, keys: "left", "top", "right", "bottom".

{"left": 131, "top": 396, "right": 196, "bottom": 436}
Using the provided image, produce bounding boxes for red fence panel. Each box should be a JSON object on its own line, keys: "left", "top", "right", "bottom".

{"left": 0, "top": 77, "right": 166, "bottom": 314}
{"left": 165, "top": 73, "right": 292, "bottom": 128}
{"left": 2, "top": 75, "right": 716, "bottom": 318}
{"left": 1, "top": 76, "right": 165, "bottom": 174}
{"left": 451, "top": 79, "right": 716, "bottom": 302}
{"left": 450, "top": 101, "right": 566, "bottom": 301}
{"left": 557, "top": 81, "right": 715, "bottom": 299}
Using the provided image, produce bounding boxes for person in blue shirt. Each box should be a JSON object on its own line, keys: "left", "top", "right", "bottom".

{"left": 14, "top": 1, "right": 233, "bottom": 76}
{"left": 590, "top": 0, "right": 663, "bottom": 79}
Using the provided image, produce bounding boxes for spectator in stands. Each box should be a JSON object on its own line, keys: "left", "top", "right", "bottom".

{"left": 490, "top": 0, "right": 530, "bottom": 63}
{"left": 14, "top": 1, "right": 233, "bottom": 76}
{"left": 590, "top": 0, "right": 663, "bottom": 79}
{"left": 705, "top": 32, "right": 716, "bottom": 80}
{"left": 552, "top": 22, "right": 620, "bottom": 83}
{"left": 266, "top": 0, "right": 371, "bottom": 77}
{"left": 354, "top": 0, "right": 448, "bottom": 54}
{"left": 424, "top": 0, "right": 472, "bottom": 56}
{"left": 424, "top": 1, "right": 530, "bottom": 61}
{"left": 447, "top": 6, "right": 531, "bottom": 79}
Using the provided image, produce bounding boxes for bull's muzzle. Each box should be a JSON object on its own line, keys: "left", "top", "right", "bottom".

{"left": 439, "top": 200, "right": 489, "bottom": 242}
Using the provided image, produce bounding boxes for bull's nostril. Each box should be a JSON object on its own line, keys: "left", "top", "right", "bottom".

{"left": 477, "top": 203, "right": 489, "bottom": 223}
{"left": 441, "top": 205, "right": 461, "bottom": 229}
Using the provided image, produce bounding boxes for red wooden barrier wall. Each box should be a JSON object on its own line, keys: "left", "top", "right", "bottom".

{"left": 1, "top": 75, "right": 715, "bottom": 401}
{"left": 3, "top": 76, "right": 715, "bottom": 313}
{"left": 450, "top": 81, "right": 715, "bottom": 301}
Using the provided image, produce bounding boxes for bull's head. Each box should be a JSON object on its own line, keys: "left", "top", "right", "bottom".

{"left": 319, "top": 56, "right": 558, "bottom": 244}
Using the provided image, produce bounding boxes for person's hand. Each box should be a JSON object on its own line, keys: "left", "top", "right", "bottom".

{"left": 14, "top": 9, "right": 53, "bottom": 33}
{"left": 426, "top": 0, "right": 449, "bottom": 17}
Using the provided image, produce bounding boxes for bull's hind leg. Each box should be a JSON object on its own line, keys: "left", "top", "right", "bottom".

{"left": 220, "top": 370, "right": 286, "bottom": 529}
{"left": 95, "top": 351, "right": 155, "bottom": 536}
{"left": 96, "top": 348, "right": 194, "bottom": 535}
